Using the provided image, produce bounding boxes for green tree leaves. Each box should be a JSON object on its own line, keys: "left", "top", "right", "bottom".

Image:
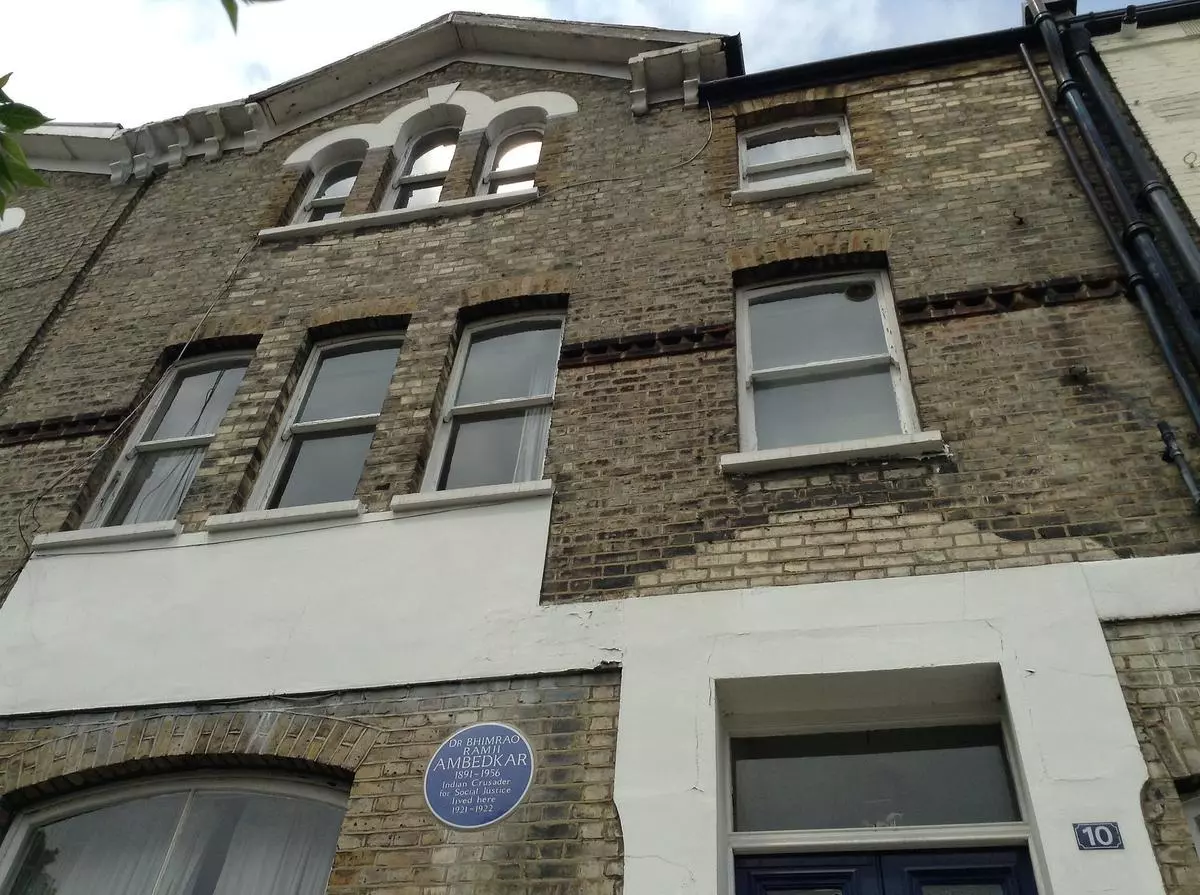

{"left": 0, "top": 73, "right": 49, "bottom": 217}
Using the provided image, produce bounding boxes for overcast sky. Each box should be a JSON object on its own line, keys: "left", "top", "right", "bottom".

{"left": 7, "top": 0, "right": 1113, "bottom": 127}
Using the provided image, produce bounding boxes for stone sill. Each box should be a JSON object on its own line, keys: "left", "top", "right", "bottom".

{"left": 32, "top": 519, "right": 182, "bottom": 553}
{"left": 258, "top": 188, "right": 539, "bottom": 242}
{"left": 721, "top": 431, "right": 946, "bottom": 474}
{"left": 391, "top": 479, "right": 554, "bottom": 515}
{"left": 204, "top": 500, "right": 364, "bottom": 533}
{"left": 732, "top": 169, "right": 874, "bottom": 204}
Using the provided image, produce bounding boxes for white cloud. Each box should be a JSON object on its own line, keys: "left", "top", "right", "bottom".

{"left": 5, "top": 0, "right": 1112, "bottom": 128}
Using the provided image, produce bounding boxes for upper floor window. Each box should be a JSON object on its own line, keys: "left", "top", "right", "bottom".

{"left": 0, "top": 774, "right": 345, "bottom": 895}
{"left": 251, "top": 335, "right": 402, "bottom": 509}
{"left": 738, "top": 115, "right": 857, "bottom": 192}
{"left": 423, "top": 316, "right": 563, "bottom": 492}
{"left": 736, "top": 272, "right": 919, "bottom": 453}
{"left": 479, "top": 129, "right": 542, "bottom": 195}
{"left": 1183, "top": 793, "right": 1200, "bottom": 860}
{"left": 391, "top": 129, "right": 458, "bottom": 210}
{"left": 299, "top": 159, "right": 361, "bottom": 223}
{"left": 86, "top": 355, "right": 249, "bottom": 527}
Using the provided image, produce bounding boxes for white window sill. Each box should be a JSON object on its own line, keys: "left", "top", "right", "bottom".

{"left": 258, "top": 188, "right": 539, "bottom": 242}
{"left": 721, "top": 430, "right": 946, "bottom": 474}
{"left": 32, "top": 519, "right": 182, "bottom": 553}
{"left": 732, "top": 169, "right": 874, "bottom": 204}
{"left": 204, "top": 499, "right": 364, "bottom": 533}
{"left": 391, "top": 479, "right": 554, "bottom": 515}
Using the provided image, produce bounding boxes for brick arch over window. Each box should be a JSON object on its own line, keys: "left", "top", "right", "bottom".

{"left": 0, "top": 709, "right": 379, "bottom": 826}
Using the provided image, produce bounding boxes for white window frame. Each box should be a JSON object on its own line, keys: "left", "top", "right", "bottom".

{"left": 476, "top": 126, "right": 543, "bottom": 197}
{"left": 84, "top": 352, "right": 252, "bottom": 528}
{"left": 735, "top": 271, "right": 920, "bottom": 454}
{"left": 295, "top": 158, "right": 362, "bottom": 224}
{"left": 738, "top": 115, "right": 857, "bottom": 192}
{"left": 421, "top": 313, "right": 564, "bottom": 493}
{"left": 247, "top": 333, "right": 404, "bottom": 511}
{"left": 722, "top": 712, "right": 1033, "bottom": 868}
{"left": 384, "top": 128, "right": 460, "bottom": 210}
{"left": 0, "top": 771, "right": 348, "bottom": 893}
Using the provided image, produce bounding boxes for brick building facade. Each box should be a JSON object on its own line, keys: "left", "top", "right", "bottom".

{"left": 1, "top": 4, "right": 1199, "bottom": 895}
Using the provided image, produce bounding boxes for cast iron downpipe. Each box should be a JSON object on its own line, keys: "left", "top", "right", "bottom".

{"left": 1018, "top": 43, "right": 1200, "bottom": 432}
{"left": 1026, "top": 0, "right": 1200, "bottom": 379}
{"left": 1066, "top": 21, "right": 1200, "bottom": 304}
{"left": 1160, "top": 422, "right": 1200, "bottom": 513}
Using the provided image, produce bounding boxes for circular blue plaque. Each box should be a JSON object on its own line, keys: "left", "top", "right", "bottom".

{"left": 423, "top": 722, "right": 535, "bottom": 829}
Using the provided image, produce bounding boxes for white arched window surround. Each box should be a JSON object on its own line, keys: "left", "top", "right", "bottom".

{"left": 293, "top": 139, "right": 367, "bottom": 224}
{"left": 0, "top": 771, "right": 348, "bottom": 895}
{"left": 422, "top": 312, "right": 564, "bottom": 493}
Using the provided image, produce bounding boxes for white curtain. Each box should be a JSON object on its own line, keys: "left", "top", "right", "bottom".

{"left": 511, "top": 325, "right": 558, "bottom": 483}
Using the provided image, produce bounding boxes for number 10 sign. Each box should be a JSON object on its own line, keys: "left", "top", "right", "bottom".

{"left": 1073, "top": 822, "right": 1123, "bottom": 850}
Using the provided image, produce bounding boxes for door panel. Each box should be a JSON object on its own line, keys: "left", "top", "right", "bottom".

{"left": 881, "top": 849, "right": 1036, "bottom": 895}
{"left": 736, "top": 854, "right": 881, "bottom": 895}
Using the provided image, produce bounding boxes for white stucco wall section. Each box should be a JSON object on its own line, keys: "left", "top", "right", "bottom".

{"left": 3, "top": 507, "right": 1200, "bottom": 894}
{"left": 1097, "top": 23, "right": 1200, "bottom": 223}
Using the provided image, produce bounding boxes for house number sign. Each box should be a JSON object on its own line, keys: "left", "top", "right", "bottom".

{"left": 424, "top": 722, "right": 535, "bottom": 829}
{"left": 1073, "top": 822, "right": 1124, "bottom": 850}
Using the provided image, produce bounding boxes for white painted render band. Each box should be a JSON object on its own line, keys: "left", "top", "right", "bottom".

{"left": 2, "top": 495, "right": 1198, "bottom": 894}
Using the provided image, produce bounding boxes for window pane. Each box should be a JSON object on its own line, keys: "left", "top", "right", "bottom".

{"left": 310, "top": 207, "right": 343, "bottom": 222}
{"left": 270, "top": 430, "right": 375, "bottom": 509}
{"left": 161, "top": 792, "right": 344, "bottom": 895}
{"left": 109, "top": 447, "right": 205, "bottom": 525}
{"left": 149, "top": 364, "right": 247, "bottom": 440}
{"left": 315, "top": 161, "right": 359, "bottom": 201}
{"left": 732, "top": 726, "right": 1019, "bottom": 832}
{"left": 455, "top": 323, "right": 561, "bottom": 405}
{"left": 406, "top": 131, "right": 457, "bottom": 176}
{"left": 493, "top": 134, "right": 542, "bottom": 172}
{"left": 8, "top": 793, "right": 187, "bottom": 895}
{"left": 490, "top": 178, "right": 535, "bottom": 195}
{"left": 298, "top": 345, "right": 401, "bottom": 423}
{"left": 745, "top": 121, "right": 845, "bottom": 168}
{"left": 440, "top": 408, "right": 548, "bottom": 490}
{"left": 749, "top": 285, "right": 887, "bottom": 370}
{"left": 744, "top": 154, "right": 848, "bottom": 184}
{"left": 753, "top": 368, "right": 900, "bottom": 449}
{"left": 922, "top": 888, "right": 1005, "bottom": 895}
{"left": 398, "top": 183, "right": 442, "bottom": 209}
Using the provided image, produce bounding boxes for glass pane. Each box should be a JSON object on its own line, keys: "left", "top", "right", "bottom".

{"left": 744, "top": 154, "right": 849, "bottom": 184}
{"left": 732, "top": 726, "right": 1019, "bottom": 831}
{"left": 315, "top": 161, "right": 359, "bottom": 200}
{"left": 923, "top": 888, "right": 1005, "bottom": 895}
{"left": 270, "top": 430, "right": 375, "bottom": 509}
{"left": 440, "top": 408, "right": 548, "bottom": 491}
{"left": 493, "top": 134, "right": 542, "bottom": 172}
{"left": 490, "top": 178, "right": 536, "bottom": 195}
{"left": 149, "top": 363, "right": 247, "bottom": 440}
{"left": 8, "top": 793, "right": 186, "bottom": 895}
{"left": 748, "top": 284, "right": 887, "bottom": 370}
{"left": 110, "top": 448, "right": 204, "bottom": 525}
{"left": 753, "top": 368, "right": 900, "bottom": 449}
{"left": 406, "top": 131, "right": 457, "bottom": 176}
{"left": 310, "top": 206, "right": 343, "bottom": 222}
{"left": 398, "top": 182, "right": 442, "bottom": 209}
{"left": 298, "top": 344, "right": 400, "bottom": 423}
{"left": 745, "top": 121, "right": 845, "bottom": 168}
{"left": 455, "top": 323, "right": 561, "bottom": 405}
{"left": 160, "top": 792, "right": 344, "bottom": 895}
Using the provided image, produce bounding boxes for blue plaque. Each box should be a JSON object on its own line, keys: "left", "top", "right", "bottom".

{"left": 424, "top": 722, "right": 535, "bottom": 829}
{"left": 1074, "top": 822, "right": 1123, "bottom": 850}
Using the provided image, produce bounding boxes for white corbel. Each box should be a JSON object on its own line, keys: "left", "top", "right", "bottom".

{"left": 131, "top": 153, "right": 154, "bottom": 181}
{"left": 165, "top": 119, "right": 192, "bottom": 168}
{"left": 629, "top": 55, "right": 649, "bottom": 117}
{"left": 682, "top": 44, "right": 701, "bottom": 108}
{"left": 108, "top": 159, "right": 133, "bottom": 185}
{"left": 243, "top": 102, "right": 269, "bottom": 154}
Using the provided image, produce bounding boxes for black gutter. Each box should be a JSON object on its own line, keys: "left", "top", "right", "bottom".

{"left": 1019, "top": 43, "right": 1200, "bottom": 433}
{"left": 722, "top": 34, "right": 746, "bottom": 79}
{"left": 701, "top": 0, "right": 1200, "bottom": 107}
{"left": 1027, "top": 0, "right": 1200, "bottom": 377}
{"left": 1065, "top": 24, "right": 1200, "bottom": 302}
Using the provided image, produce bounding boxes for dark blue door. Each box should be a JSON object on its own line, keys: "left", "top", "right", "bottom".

{"left": 736, "top": 849, "right": 1037, "bottom": 895}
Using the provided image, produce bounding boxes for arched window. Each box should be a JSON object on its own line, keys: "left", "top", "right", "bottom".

{"left": 391, "top": 128, "right": 458, "bottom": 210}
{"left": 299, "top": 159, "right": 361, "bottom": 223}
{"left": 0, "top": 773, "right": 346, "bottom": 895}
{"left": 478, "top": 128, "right": 542, "bottom": 196}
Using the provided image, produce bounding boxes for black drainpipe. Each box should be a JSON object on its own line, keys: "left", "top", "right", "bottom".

{"left": 1160, "top": 421, "right": 1200, "bottom": 512}
{"left": 1026, "top": 0, "right": 1200, "bottom": 379}
{"left": 1018, "top": 43, "right": 1200, "bottom": 433}
{"left": 1065, "top": 21, "right": 1200, "bottom": 304}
